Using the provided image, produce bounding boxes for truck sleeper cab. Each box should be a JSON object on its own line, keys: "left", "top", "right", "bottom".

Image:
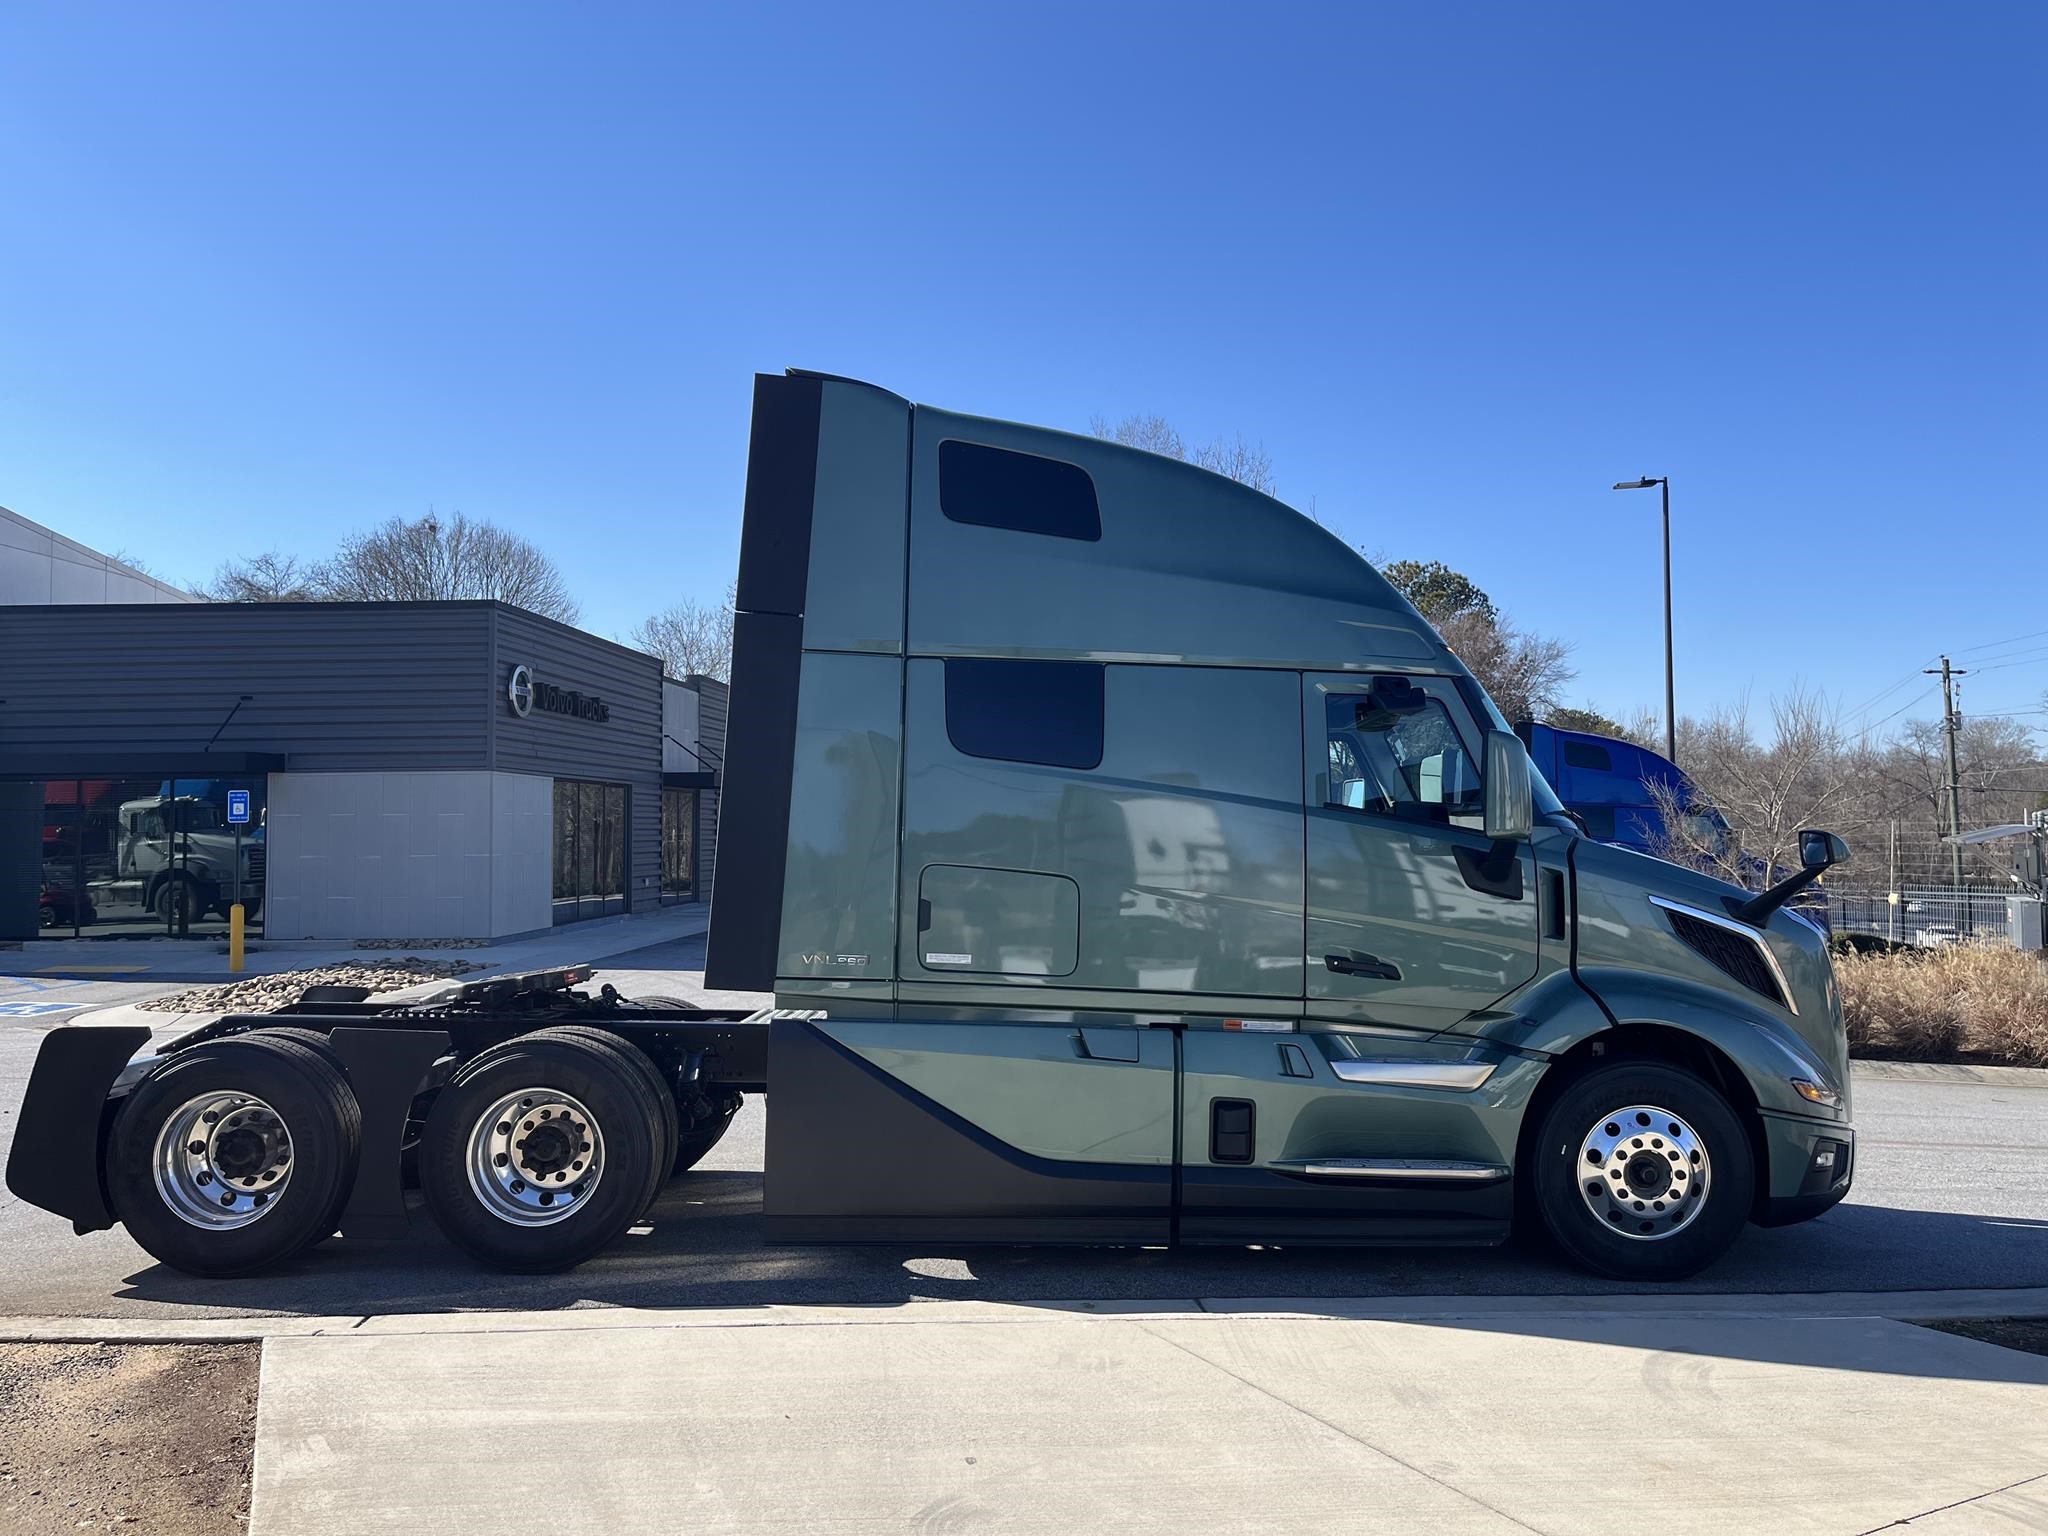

{"left": 3, "top": 371, "right": 1854, "bottom": 1283}
{"left": 706, "top": 371, "right": 1855, "bottom": 1281}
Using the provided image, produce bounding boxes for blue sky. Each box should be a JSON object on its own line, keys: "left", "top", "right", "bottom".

{"left": 2, "top": 4, "right": 2041, "bottom": 739}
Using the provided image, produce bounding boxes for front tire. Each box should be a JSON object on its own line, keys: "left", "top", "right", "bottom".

{"left": 419, "top": 1031, "right": 666, "bottom": 1272}
{"left": 1531, "top": 1061, "right": 1753, "bottom": 1282}
{"left": 108, "top": 1036, "right": 361, "bottom": 1278}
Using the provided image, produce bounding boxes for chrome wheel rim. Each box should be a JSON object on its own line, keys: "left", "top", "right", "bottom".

{"left": 465, "top": 1088, "right": 605, "bottom": 1227}
{"left": 1575, "top": 1103, "right": 1711, "bottom": 1241}
{"left": 153, "top": 1092, "right": 295, "bottom": 1229}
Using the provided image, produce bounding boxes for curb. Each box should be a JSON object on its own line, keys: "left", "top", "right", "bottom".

{"left": 5, "top": 1286, "right": 2046, "bottom": 1344}
{"left": 1853, "top": 1059, "right": 2048, "bottom": 1088}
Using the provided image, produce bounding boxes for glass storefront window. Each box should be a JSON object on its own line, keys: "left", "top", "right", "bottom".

{"left": 660, "top": 788, "right": 696, "bottom": 904}
{"left": 12, "top": 776, "right": 267, "bottom": 940}
{"left": 552, "top": 779, "right": 629, "bottom": 924}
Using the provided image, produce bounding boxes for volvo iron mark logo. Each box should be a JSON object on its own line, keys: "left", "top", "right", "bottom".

{"left": 505, "top": 662, "right": 610, "bottom": 724}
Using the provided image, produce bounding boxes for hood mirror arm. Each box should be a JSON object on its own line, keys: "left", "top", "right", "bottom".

{"left": 1725, "top": 829, "right": 1848, "bottom": 927}
{"left": 1725, "top": 867, "right": 1821, "bottom": 928}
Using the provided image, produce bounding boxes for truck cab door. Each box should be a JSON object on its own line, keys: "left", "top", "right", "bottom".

{"left": 1303, "top": 673, "right": 1541, "bottom": 1034}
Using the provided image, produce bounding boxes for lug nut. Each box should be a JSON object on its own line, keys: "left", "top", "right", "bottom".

{"left": 523, "top": 1120, "right": 534, "bottom": 1131}
{"left": 571, "top": 1161, "right": 583, "bottom": 1172}
{"left": 579, "top": 1141, "right": 590, "bottom": 1153}
{"left": 540, "top": 1109, "right": 552, "bottom": 1120}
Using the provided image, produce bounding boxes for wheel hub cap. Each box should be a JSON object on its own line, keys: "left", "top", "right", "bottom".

{"left": 153, "top": 1092, "right": 295, "bottom": 1230}
{"left": 1576, "top": 1103, "right": 1711, "bottom": 1242}
{"left": 466, "top": 1088, "right": 605, "bottom": 1227}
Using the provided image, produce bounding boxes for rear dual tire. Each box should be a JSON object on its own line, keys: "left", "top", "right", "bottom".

{"left": 419, "top": 1029, "right": 676, "bottom": 1273}
{"left": 109, "top": 1035, "right": 360, "bottom": 1278}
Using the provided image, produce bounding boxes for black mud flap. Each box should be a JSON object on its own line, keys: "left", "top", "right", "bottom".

{"left": 328, "top": 1027, "right": 452, "bottom": 1241}
{"left": 4, "top": 1025, "right": 152, "bottom": 1233}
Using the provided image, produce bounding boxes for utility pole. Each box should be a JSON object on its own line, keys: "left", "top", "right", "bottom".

{"left": 1924, "top": 656, "right": 1967, "bottom": 886}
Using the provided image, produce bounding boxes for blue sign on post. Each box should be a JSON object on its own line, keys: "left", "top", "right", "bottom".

{"left": 227, "top": 790, "right": 251, "bottom": 825}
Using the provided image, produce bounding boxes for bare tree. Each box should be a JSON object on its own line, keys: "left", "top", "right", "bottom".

{"left": 1651, "top": 687, "right": 1857, "bottom": 884}
{"left": 195, "top": 550, "right": 318, "bottom": 602}
{"left": 1091, "top": 413, "right": 1277, "bottom": 496}
{"left": 1431, "top": 607, "right": 1574, "bottom": 726}
{"left": 631, "top": 581, "right": 735, "bottom": 681}
{"left": 313, "top": 513, "right": 579, "bottom": 622}
{"left": 1377, "top": 557, "right": 1575, "bottom": 725}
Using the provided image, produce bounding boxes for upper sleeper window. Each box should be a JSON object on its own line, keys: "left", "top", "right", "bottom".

{"left": 1562, "top": 740, "right": 1613, "bottom": 772}
{"left": 945, "top": 658, "right": 1105, "bottom": 770}
{"left": 939, "top": 440, "right": 1101, "bottom": 542}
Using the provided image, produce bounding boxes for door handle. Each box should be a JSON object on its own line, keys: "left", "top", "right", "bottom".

{"left": 1325, "top": 952, "right": 1401, "bottom": 981}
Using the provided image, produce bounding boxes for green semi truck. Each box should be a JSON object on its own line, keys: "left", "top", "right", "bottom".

{"left": 5, "top": 371, "right": 1854, "bottom": 1282}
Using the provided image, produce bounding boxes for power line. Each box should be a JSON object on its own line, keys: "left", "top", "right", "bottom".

{"left": 1956, "top": 625, "right": 2048, "bottom": 656}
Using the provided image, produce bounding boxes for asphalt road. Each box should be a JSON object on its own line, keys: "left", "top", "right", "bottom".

{"left": 2, "top": 944, "right": 2043, "bottom": 1320}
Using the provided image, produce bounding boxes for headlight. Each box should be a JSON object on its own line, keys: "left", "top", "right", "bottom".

{"left": 1790, "top": 1077, "right": 1842, "bottom": 1109}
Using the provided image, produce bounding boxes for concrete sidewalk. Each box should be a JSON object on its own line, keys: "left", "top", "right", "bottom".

{"left": 237, "top": 1296, "right": 2048, "bottom": 1536}
{"left": 0, "top": 901, "right": 711, "bottom": 985}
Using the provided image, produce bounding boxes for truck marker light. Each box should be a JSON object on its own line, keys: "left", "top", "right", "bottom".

{"left": 1790, "top": 1078, "right": 1841, "bottom": 1109}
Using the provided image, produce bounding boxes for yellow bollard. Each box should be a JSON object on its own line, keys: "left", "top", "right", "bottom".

{"left": 229, "top": 903, "right": 246, "bottom": 973}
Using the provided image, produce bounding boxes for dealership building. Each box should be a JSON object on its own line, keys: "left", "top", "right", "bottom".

{"left": 0, "top": 520, "right": 725, "bottom": 943}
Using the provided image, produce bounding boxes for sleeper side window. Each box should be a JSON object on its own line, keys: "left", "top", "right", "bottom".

{"left": 945, "top": 658, "right": 1106, "bottom": 770}
{"left": 1325, "top": 678, "right": 1483, "bottom": 829}
{"left": 939, "top": 440, "right": 1102, "bottom": 541}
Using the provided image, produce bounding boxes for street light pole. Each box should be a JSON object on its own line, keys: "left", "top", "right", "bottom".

{"left": 1613, "top": 477, "right": 1676, "bottom": 764}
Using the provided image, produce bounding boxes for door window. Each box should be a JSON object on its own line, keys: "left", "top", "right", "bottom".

{"left": 1325, "top": 679, "right": 1483, "bottom": 829}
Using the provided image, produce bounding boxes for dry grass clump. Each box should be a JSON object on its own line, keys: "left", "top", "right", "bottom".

{"left": 1835, "top": 944, "right": 2048, "bottom": 1067}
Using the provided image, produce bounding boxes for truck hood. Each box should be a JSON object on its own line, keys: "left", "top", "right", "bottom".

{"left": 1571, "top": 839, "right": 1849, "bottom": 1103}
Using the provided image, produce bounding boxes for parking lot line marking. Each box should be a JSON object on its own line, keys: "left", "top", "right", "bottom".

{"left": 35, "top": 964, "right": 147, "bottom": 974}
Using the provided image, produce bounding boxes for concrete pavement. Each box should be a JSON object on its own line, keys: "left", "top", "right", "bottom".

{"left": 242, "top": 1298, "right": 2048, "bottom": 1536}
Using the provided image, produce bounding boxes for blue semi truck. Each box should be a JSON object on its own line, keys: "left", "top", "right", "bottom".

{"left": 1515, "top": 720, "right": 1730, "bottom": 858}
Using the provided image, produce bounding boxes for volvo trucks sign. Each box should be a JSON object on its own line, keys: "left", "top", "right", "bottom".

{"left": 506, "top": 663, "right": 609, "bottom": 723}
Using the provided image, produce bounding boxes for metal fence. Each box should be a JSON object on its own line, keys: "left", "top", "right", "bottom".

{"left": 1826, "top": 888, "right": 2016, "bottom": 947}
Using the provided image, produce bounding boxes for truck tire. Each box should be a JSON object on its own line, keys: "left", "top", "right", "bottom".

{"left": 537, "top": 1026, "right": 680, "bottom": 1193}
{"left": 153, "top": 875, "right": 205, "bottom": 928}
{"left": 418, "top": 1031, "right": 665, "bottom": 1272}
{"left": 1530, "top": 1061, "right": 1753, "bottom": 1282}
{"left": 674, "top": 1093, "right": 741, "bottom": 1174}
{"left": 107, "top": 1036, "right": 361, "bottom": 1278}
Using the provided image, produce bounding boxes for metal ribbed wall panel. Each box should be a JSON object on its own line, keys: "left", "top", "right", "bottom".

{"left": 691, "top": 676, "right": 729, "bottom": 898}
{"left": 1, "top": 603, "right": 495, "bottom": 771}
{"left": 491, "top": 606, "right": 665, "bottom": 910}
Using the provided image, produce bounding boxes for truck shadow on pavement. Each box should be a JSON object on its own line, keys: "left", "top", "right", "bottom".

{"left": 108, "top": 1170, "right": 2048, "bottom": 1386}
